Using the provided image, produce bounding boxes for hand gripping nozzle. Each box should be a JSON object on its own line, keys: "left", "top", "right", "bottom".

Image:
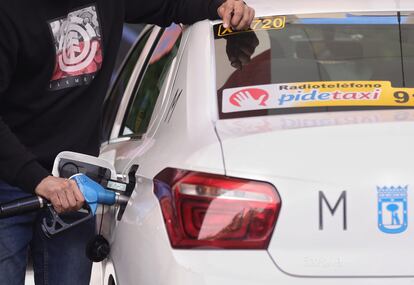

{"left": 41, "top": 174, "right": 128, "bottom": 237}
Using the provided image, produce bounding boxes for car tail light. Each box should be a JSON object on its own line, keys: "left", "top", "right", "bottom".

{"left": 154, "top": 169, "right": 281, "bottom": 249}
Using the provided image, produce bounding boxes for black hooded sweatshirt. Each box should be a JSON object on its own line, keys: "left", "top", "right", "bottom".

{"left": 0, "top": 0, "right": 224, "bottom": 192}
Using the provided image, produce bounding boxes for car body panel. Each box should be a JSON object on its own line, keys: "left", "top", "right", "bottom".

{"left": 126, "top": 21, "right": 224, "bottom": 179}
{"left": 96, "top": 22, "right": 227, "bottom": 284}
{"left": 101, "top": 22, "right": 223, "bottom": 179}
{"left": 89, "top": 2, "right": 414, "bottom": 284}
{"left": 103, "top": 179, "right": 414, "bottom": 285}
{"left": 215, "top": 110, "right": 414, "bottom": 276}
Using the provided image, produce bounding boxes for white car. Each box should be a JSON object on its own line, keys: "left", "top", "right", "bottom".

{"left": 57, "top": 0, "right": 414, "bottom": 284}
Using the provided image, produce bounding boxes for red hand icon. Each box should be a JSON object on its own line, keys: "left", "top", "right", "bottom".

{"left": 230, "top": 88, "right": 269, "bottom": 108}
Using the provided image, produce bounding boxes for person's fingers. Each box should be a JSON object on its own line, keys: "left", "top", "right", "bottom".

{"left": 70, "top": 180, "right": 85, "bottom": 209}
{"left": 65, "top": 186, "right": 78, "bottom": 211}
{"left": 222, "top": 1, "right": 235, "bottom": 28}
{"left": 70, "top": 180, "right": 85, "bottom": 204}
{"left": 249, "top": 7, "right": 255, "bottom": 27}
{"left": 75, "top": 197, "right": 84, "bottom": 210}
{"left": 34, "top": 176, "right": 85, "bottom": 213}
{"left": 50, "top": 195, "right": 63, "bottom": 214}
{"left": 235, "top": 5, "right": 251, "bottom": 30}
{"left": 231, "top": 1, "right": 245, "bottom": 28}
{"left": 57, "top": 191, "right": 70, "bottom": 212}
{"left": 218, "top": 5, "right": 226, "bottom": 19}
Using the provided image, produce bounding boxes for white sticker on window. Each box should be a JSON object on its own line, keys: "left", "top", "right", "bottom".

{"left": 222, "top": 81, "right": 414, "bottom": 113}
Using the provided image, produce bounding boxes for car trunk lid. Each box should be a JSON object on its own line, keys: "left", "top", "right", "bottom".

{"left": 215, "top": 110, "right": 414, "bottom": 277}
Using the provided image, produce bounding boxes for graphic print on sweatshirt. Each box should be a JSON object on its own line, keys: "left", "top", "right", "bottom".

{"left": 48, "top": 5, "right": 103, "bottom": 91}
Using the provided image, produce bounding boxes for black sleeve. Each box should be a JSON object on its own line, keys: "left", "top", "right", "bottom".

{"left": 124, "top": 0, "right": 225, "bottom": 26}
{"left": 0, "top": 10, "right": 50, "bottom": 193}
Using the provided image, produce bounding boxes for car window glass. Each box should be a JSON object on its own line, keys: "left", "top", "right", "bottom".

{"left": 214, "top": 12, "right": 414, "bottom": 119}
{"left": 120, "top": 24, "right": 182, "bottom": 138}
{"left": 101, "top": 27, "right": 153, "bottom": 142}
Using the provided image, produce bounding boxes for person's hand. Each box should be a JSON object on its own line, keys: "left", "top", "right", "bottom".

{"left": 217, "top": 0, "right": 255, "bottom": 30}
{"left": 35, "top": 176, "right": 85, "bottom": 213}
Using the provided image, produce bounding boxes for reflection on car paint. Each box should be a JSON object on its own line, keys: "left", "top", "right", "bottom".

{"left": 216, "top": 110, "right": 414, "bottom": 136}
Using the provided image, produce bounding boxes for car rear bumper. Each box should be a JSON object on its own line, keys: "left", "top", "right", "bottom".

{"left": 110, "top": 249, "right": 414, "bottom": 285}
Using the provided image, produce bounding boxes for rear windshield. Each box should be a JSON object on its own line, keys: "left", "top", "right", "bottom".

{"left": 214, "top": 12, "right": 414, "bottom": 119}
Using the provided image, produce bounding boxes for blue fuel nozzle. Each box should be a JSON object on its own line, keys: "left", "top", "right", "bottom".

{"left": 70, "top": 174, "right": 117, "bottom": 215}
{"left": 0, "top": 173, "right": 129, "bottom": 238}
{"left": 41, "top": 174, "right": 128, "bottom": 237}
